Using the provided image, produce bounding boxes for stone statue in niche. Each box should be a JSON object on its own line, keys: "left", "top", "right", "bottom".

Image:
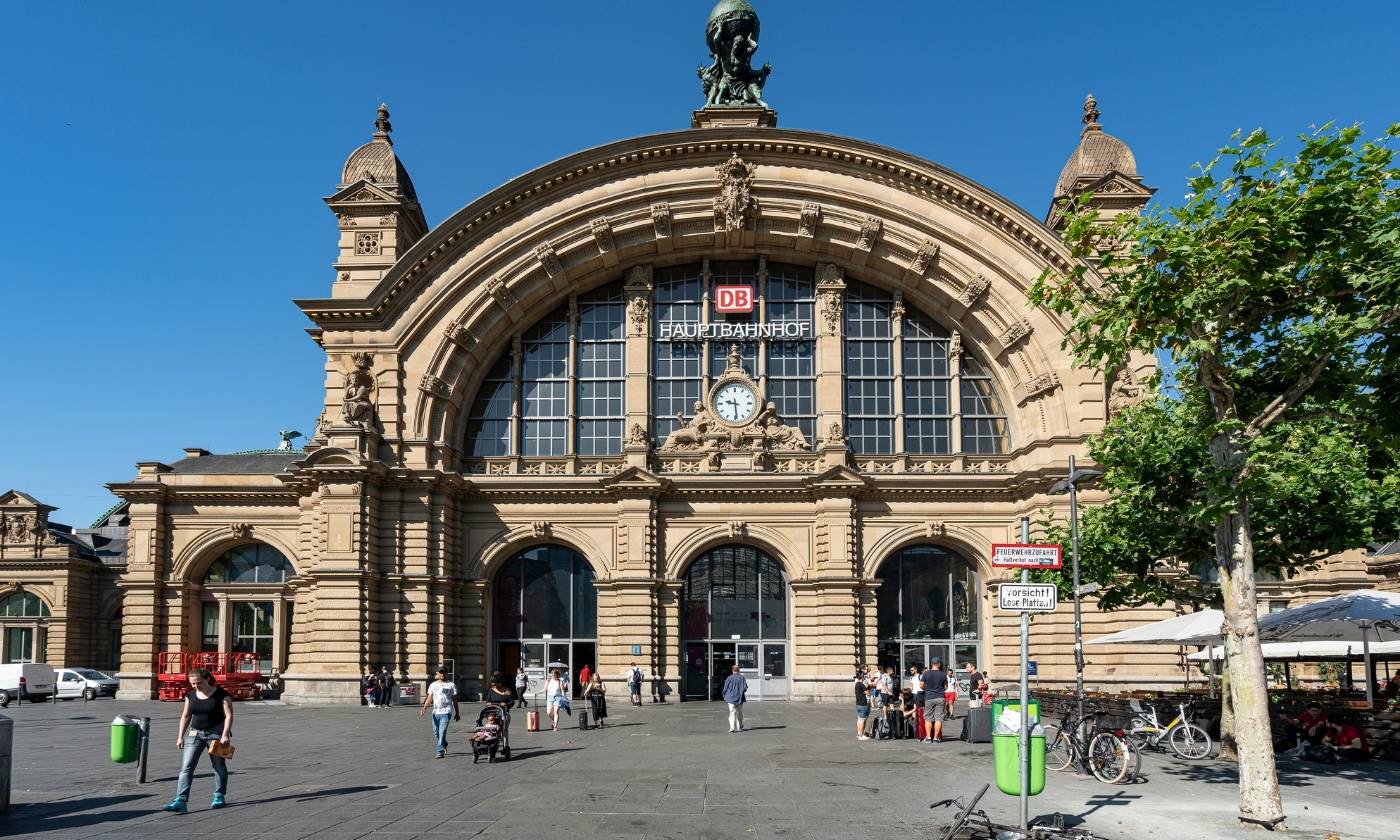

{"left": 714, "top": 153, "right": 757, "bottom": 232}
{"left": 660, "top": 402, "right": 718, "bottom": 451}
{"left": 1108, "top": 366, "right": 1146, "bottom": 414}
{"left": 625, "top": 422, "right": 650, "bottom": 448}
{"left": 697, "top": 0, "right": 771, "bottom": 108}
{"left": 340, "top": 353, "right": 376, "bottom": 427}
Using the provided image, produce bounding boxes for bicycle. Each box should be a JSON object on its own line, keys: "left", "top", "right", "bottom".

{"left": 1126, "top": 698, "right": 1213, "bottom": 760}
{"left": 1044, "top": 703, "right": 1137, "bottom": 783}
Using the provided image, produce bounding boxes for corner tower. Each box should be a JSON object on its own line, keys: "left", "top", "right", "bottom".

{"left": 324, "top": 104, "right": 429, "bottom": 299}
{"left": 1046, "top": 94, "right": 1154, "bottom": 231}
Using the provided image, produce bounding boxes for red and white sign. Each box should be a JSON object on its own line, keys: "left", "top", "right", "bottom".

{"left": 714, "top": 285, "right": 754, "bottom": 313}
{"left": 990, "top": 543, "right": 1063, "bottom": 570}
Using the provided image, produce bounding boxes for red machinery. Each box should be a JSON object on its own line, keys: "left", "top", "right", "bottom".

{"left": 156, "top": 651, "right": 264, "bottom": 701}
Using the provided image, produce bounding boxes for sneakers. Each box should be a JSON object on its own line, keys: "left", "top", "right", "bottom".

{"left": 933, "top": 737, "right": 943, "bottom": 743}
{"left": 435, "top": 751, "right": 445, "bottom": 759}
{"left": 162, "top": 799, "right": 187, "bottom": 814}
{"left": 857, "top": 735, "right": 870, "bottom": 741}
{"left": 210, "top": 793, "right": 225, "bottom": 809}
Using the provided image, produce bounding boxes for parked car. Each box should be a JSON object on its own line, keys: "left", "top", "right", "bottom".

{"left": 0, "top": 663, "right": 58, "bottom": 706}
{"left": 55, "top": 667, "right": 120, "bottom": 700}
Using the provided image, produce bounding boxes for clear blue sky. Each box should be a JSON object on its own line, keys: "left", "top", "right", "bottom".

{"left": 5, "top": 1, "right": 1398, "bottom": 527}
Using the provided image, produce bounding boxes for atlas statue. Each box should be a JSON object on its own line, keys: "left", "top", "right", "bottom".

{"left": 697, "top": 0, "right": 771, "bottom": 108}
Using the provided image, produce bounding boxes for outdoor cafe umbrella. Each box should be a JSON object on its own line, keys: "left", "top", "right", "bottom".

{"left": 1087, "top": 608, "right": 1225, "bottom": 694}
{"left": 1256, "top": 590, "right": 1400, "bottom": 708}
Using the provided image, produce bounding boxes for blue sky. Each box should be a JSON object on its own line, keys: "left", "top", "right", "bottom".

{"left": 5, "top": 1, "right": 1398, "bottom": 527}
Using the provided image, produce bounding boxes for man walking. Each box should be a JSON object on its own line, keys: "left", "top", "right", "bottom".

{"left": 419, "top": 667, "right": 460, "bottom": 759}
{"left": 376, "top": 665, "right": 397, "bottom": 709}
{"left": 923, "top": 660, "right": 948, "bottom": 743}
{"left": 722, "top": 664, "right": 747, "bottom": 733}
{"left": 627, "top": 662, "right": 644, "bottom": 706}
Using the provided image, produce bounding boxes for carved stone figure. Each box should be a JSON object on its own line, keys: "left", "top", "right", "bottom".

{"left": 818, "top": 289, "right": 842, "bottom": 334}
{"left": 660, "top": 401, "right": 718, "bottom": 451}
{"left": 697, "top": 0, "right": 772, "bottom": 108}
{"left": 627, "top": 295, "right": 650, "bottom": 336}
{"left": 277, "top": 429, "right": 303, "bottom": 451}
{"left": 756, "top": 402, "right": 810, "bottom": 451}
{"left": 714, "top": 153, "right": 757, "bottom": 232}
{"left": 824, "top": 422, "right": 848, "bottom": 447}
{"left": 625, "top": 422, "right": 650, "bottom": 447}
{"left": 341, "top": 353, "right": 376, "bottom": 426}
{"left": 1108, "top": 366, "right": 1146, "bottom": 414}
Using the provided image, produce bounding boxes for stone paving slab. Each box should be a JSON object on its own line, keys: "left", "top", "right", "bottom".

{"left": 1, "top": 697, "right": 1396, "bottom": 839}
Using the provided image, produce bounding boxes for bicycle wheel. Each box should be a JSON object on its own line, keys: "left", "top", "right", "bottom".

{"left": 1168, "top": 723, "right": 1213, "bottom": 760}
{"left": 1088, "top": 732, "right": 1132, "bottom": 783}
{"left": 1044, "top": 725, "right": 1074, "bottom": 771}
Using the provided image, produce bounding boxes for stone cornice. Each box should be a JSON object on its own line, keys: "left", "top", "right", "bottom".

{"left": 295, "top": 127, "right": 1079, "bottom": 329}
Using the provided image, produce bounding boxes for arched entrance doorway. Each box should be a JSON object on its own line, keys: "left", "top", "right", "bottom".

{"left": 198, "top": 542, "right": 298, "bottom": 673}
{"left": 681, "top": 545, "right": 789, "bottom": 701}
{"left": 875, "top": 545, "right": 982, "bottom": 687}
{"left": 492, "top": 545, "right": 597, "bottom": 698}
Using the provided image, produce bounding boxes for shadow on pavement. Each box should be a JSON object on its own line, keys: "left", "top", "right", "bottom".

{"left": 4, "top": 794, "right": 153, "bottom": 833}
{"left": 1163, "top": 757, "right": 1400, "bottom": 788}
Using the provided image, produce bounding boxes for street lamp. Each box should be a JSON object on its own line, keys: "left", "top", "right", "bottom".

{"left": 1048, "top": 454, "right": 1102, "bottom": 728}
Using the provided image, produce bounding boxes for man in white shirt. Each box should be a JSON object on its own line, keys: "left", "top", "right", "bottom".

{"left": 419, "top": 667, "right": 460, "bottom": 759}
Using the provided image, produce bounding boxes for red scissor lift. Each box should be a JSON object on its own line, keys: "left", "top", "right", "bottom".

{"left": 156, "top": 651, "right": 264, "bottom": 701}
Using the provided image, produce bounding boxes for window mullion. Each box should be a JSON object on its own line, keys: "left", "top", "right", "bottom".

{"left": 567, "top": 296, "right": 579, "bottom": 458}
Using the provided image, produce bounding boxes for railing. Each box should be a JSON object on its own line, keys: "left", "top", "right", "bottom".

{"left": 463, "top": 453, "right": 1012, "bottom": 477}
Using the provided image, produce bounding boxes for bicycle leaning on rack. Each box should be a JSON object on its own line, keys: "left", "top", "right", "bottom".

{"left": 1125, "top": 698, "right": 1213, "bottom": 760}
{"left": 1043, "top": 703, "right": 1136, "bottom": 783}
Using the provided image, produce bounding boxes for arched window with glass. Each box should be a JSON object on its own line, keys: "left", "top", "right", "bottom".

{"left": 492, "top": 545, "right": 598, "bottom": 698}
{"left": 874, "top": 545, "right": 981, "bottom": 681}
{"left": 0, "top": 590, "right": 50, "bottom": 664}
{"left": 680, "top": 545, "right": 790, "bottom": 701}
{"left": 199, "top": 543, "right": 298, "bottom": 674}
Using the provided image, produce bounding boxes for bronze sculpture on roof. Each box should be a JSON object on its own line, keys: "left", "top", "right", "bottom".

{"left": 697, "top": 0, "right": 771, "bottom": 108}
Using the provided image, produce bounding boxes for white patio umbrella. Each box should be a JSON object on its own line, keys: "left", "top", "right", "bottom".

{"left": 1256, "top": 590, "right": 1400, "bottom": 708}
{"left": 1087, "top": 609, "right": 1225, "bottom": 695}
{"left": 1187, "top": 640, "right": 1400, "bottom": 660}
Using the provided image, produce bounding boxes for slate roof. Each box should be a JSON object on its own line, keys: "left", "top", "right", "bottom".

{"left": 168, "top": 451, "right": 302, "bottom": 475}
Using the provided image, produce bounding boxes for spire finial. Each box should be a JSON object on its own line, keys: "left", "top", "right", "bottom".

{"left": 373, "top": 102, "right": 393, "bottom": 144}
{"left": 1082, "top": 93, "right": 1101, "bottom": 131}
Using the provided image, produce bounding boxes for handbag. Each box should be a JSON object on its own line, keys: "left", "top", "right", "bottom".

{"left": 207, "top": 739, "right": 236, "bottom": 759}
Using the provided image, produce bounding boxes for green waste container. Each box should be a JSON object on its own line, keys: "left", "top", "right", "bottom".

{"left": 993, "top": 722, "right": 1045, "bottom": 796}
{"left": 991, "top": 696, "right": 1039, "bottom": 724}
{"left": 110, "top": 715, "right": 140, "bottom": 764}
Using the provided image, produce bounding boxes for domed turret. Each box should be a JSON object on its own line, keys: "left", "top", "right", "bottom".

{"left": 1046, "top": 94, "right": 1153, "bottom": 230}
{"left": 339, "top": 103, "right": 420, "bottom": 203}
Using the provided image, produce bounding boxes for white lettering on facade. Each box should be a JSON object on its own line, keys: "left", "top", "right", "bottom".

{"left": 656, "top": 321, "right": 813, "bottom": 341}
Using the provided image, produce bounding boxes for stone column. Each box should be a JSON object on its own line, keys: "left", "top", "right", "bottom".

{"left": 623, "top": 265, "right": 654, "bottom": 468}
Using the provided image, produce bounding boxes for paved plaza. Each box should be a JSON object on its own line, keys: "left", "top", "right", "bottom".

{"left": 2, "top": 697, "right": 1396, "bottom": 839}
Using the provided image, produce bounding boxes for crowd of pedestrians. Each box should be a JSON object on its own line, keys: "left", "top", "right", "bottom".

{"left": 853, "top": 660, "right": 989, "bottom": 743}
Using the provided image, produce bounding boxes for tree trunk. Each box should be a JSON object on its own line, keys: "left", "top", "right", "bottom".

{"left": 1218, "top": 654, "right": 1237, "bottom": 762}
{"left": 1211, "top": 433, "right": 1285, "bottom": 829}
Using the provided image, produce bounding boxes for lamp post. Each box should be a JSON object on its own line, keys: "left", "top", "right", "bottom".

{"left": 1049, "top": 454, "right": 1102, "bottom": 729}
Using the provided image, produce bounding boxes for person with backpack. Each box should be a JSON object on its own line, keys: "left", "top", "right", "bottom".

{"left": 375, "top": 665, "right": 396, "bottom": 709}
{"left": 627, "top": 663, "right": 644, "bottom": 706}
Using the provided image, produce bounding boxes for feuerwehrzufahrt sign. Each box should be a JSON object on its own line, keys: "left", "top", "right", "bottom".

{"left": 998, "top": 583, "right": 1059, "bottom": 613}
{"left": 990, "top": 543, "right": 1063, "bottom": 570}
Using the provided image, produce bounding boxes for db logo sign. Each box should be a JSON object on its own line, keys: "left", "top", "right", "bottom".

{"left": 714, "top": 285, "right": 754, "bottom": 313}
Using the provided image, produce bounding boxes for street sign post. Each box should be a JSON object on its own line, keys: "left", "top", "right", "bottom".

{"left": 997, "top": 583, "right": 1059, "bottom": 613}
{"left": 990, "top": 543, "right": 1063, "bottom": 570}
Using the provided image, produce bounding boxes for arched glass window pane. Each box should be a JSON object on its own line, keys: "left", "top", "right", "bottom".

{"left": 875, "top": 545, "right": 979, "bottom": 642}
{"left": 204, "top": 544, "right": 297, "bottom": 584}
{"left": 681, "top": 545, "right": 787, "bottom": 640}
{"left": 492, "top": 545, "right": 596, "bottom": 641}
{"left": 521, "top": 309, "right": 569, "bottom": 456}
{"left": 0, "top": 591, "right": 49, "bottom": 617}
{"left": 576, "top": 285, "right": 626, "bottom": 455}
{"left": 759, "top": 553, "right": 788, "bottom": 638}
{"left": 843, "top": 284, "right": 894, "bottom": 454}
{"left": 466, "top": 357, "right": 512, "bottom": 457}
{"left": 765, "top": 263, "right": 816, "bottom": 442}
{"left": 876, "top": 565, "right": 901, "bottom": 640}
{"left": 960, "top": 355, "right": 1007, "bottom": 454}
{"left": 522, "top": 545, "right": 571, "bottom": 638}
{"left": 653, "top": 265, "right": 704, "bottom": 442}
{"left": 902, "top": 312, "right": 951, "bottom": 454}
{"left": 707, "top": 262, "right": 759, "bottom": 379}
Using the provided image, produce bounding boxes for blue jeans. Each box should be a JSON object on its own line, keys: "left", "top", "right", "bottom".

{"left": 175, "top": 729, "right": 227, "bottom": 801}
{"left": 432, "top": 712, "right": 452, "bottom": 753}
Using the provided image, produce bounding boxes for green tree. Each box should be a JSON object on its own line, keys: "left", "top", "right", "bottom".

{"left": 1031, "top": 123, "right": 1400, "bottom": 828}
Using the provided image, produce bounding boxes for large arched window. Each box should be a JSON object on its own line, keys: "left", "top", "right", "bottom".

{"left": 653, "top": 261, "right": 816, "bottom": 443}
{"left": 492, "top": 545, "right": 598, "bottom": 694}
{"left": 200, "top": 543, "right": 297, "bottom": 674}
{"left": 466, "top": 283, "right": 626, "bottom": 457}
{"left": 843, "top": 282, "right": 1008, "bottom": 455}
{"left": 875, "top": 545, "right": 981, "bottom": 677}
{"left": 680, "top": 544, "right": 791, "bottom": 701}
{"left": 204, "top": 544, "right": 297, "bottom": 584}
{"left": 0, "top": 591, "right": 50, "bottom": 617}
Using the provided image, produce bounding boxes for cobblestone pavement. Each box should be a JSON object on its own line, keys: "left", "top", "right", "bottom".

{"left": 2, "top": 696, "right": 1396, "bottom": 839}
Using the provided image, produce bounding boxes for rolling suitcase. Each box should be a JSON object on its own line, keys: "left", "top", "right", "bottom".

{"left": 579, "top": 708, "right": 590, "bottom": 730}
{"left": 526, "top": 698, "right": 540, "bottom": 731}
{"left": 963, "top": 706, "right": 993, "bottom": 743}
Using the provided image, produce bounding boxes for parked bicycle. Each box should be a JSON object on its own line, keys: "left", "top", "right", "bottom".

{"left": 1044, "top": 703, "right": 1136, "bottom": 783}
{"left": 1126, "top": 698, "right": 1212, "bottom": 760}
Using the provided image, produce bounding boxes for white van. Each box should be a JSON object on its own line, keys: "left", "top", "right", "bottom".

{"left": 0, "top": 662, "right": 57, "bottom": 706}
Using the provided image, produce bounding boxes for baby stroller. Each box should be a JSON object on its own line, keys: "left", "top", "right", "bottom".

{"left": 470, "top": 703, "right": 511, "bottom": 763}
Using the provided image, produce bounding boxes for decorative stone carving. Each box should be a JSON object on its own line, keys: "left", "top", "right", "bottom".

{"left": 590, "top": 217, "right": 615, "bottom": 252}
{"left": 728, "top": 519, "right": 746, "bottom": 538}
{"left": 713, "top": 153, "right": 757, "bottom": 232}
{"left": 487, "top": 278, "right": 517, "bottom": 312}
{"left": 1109, "top": 366, "right": 1146, "bottom": 415}
{"left": 354, "top": 231, "right": 381, "bottom": 255}
{"left": 856, "top": 215, "right": 882, "bottom": 251}
{"left": 444, "top": 320, "right": 476, "bottom": 350}
{"left": 911, "top": 239, "right": 939, "bottom": 275}
{"left": 824, "top": 422, "right": 848, "bottom": 447}
{"left": 627, "top": 296, "right": 650, "bottom": 336}
{"left": 625, "top": 423, "right": 650, "bottom": 448}
{"left": 2, "top": 513, "right": 34, "bottom": 543}
{"left": 378, "top": 212, "right": 397, "bottom": 225}
{"left": 420, "top": 373, "right": 451, "bottom": 399}
{"left": 651, "top": 202, "right": 672, "bottom": 238}
{"left": 659, "top": 401, "right": 718, "bottom": 452}
{"left": 925, "top": 520, "right": 945, "bottom": 538}
{"left": 340, "top": 353, "right": 376, "bottom": 427}
{"left": 697, "top": 0, "right": 771, "bottom": 108}
{"left": 534, "top": 243, "right": 564, "bottom": 277}
{"left": 531, "top": 521, "right": 549, "bottom": 538}
{"left": 890, "top": 292, "right": 906, "bottom": 321}
{"left": 997, "top": 319, "right": 1032, "bottom": 353}
{"left": 230, "top": 522, "right": 252, "bottom": 540}
{"left": 338, "top": 271, "right": 350, "bottom": 281}
{"left": 798, "top": 201, "right": 820, "bottom": 237}
{"left": 948, "top": 331, "right": 962, "bottom": 362}
{"left": 818, "top": 289, "right": 842, "bottom": 335}
{"left": 336, "top": 213, "right": 357, "bottom": 228}
{"left": 1017, "top": 371, "right": 1060, "bottom": 402}
{"left": 754, "top": 402, "right": 810, "bottom": 451}
{"left": 957, "top": 275, "right": 990, "bottom": 309}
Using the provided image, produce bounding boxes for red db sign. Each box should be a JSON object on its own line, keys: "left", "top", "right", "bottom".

{"left": 714, "top": 286, "right": 754, "bottom": 313}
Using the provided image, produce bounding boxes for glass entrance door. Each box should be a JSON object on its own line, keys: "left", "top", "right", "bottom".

{"left": 684, "top": 642, "right": 707, "bottom": 699}
{"left": 761, "top": 643, "right": 788, "bottom": 699}
{"left": 735, "top": 643, "right": 760, "bottom": 699}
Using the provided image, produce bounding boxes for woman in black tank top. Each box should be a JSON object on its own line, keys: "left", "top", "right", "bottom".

{"left": 162, "top": 667, "right": 235, "bottom": 814}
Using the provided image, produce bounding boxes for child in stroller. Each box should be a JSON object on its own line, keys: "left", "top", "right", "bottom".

{"left": 470, "top": 704, "right": 511, "bottom": 763}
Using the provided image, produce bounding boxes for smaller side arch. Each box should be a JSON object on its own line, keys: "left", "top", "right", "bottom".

{"left": 0, "top": 584, "right": 54, "bottom": 614}
{"left": 169, "top": 527, "right": 302, "bottom": 584}
{"left": 473, "top": 524, "right": 611, "bottom": 582}
{"left": 861, "top": 523, "right": 995, "bottom": 582}
{"left": 664, "top": 523, "right": 804, "bottom": 582}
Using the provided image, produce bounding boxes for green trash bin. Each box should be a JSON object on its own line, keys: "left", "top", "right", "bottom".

{"left": 993, "top": 722, "right": 1045, "bottom": 796}
{"left": 110, "top": 715, "right": 140, "bottom": 764}
{"left": 991, "top": 697, "right": 1040, "bottom": 724}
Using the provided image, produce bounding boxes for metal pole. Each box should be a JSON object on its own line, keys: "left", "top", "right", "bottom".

{"left": 1019, "top": 515, "right": 1031, "bottom": 833}
{"left": 137, "top": 717, "right": 151, "bottom": 784}
{"left": 1068, "top": 455, "right": 1085, "bottom": 730}
{"left": 1362, "top": 623, "right": 1374, "bottom": 709}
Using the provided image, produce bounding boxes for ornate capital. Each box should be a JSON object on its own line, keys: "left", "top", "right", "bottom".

{"left": 590, "top": 217, "right": 616, "bottom": 253}
{"left": 891, "top": 292, "right": 906, "bottom": 322}
{"left": 487, "top": 278, "right": 517, "bottom": 312}
{"left": 419, "top": 373, "right": 451, "bottom": 399}
{"left": 651, "top": 202, "right": 672, "bottom": 238}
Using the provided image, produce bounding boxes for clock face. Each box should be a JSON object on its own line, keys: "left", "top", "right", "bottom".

{"left": 714, "top": 382, "right": 758, "bottom": 424}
